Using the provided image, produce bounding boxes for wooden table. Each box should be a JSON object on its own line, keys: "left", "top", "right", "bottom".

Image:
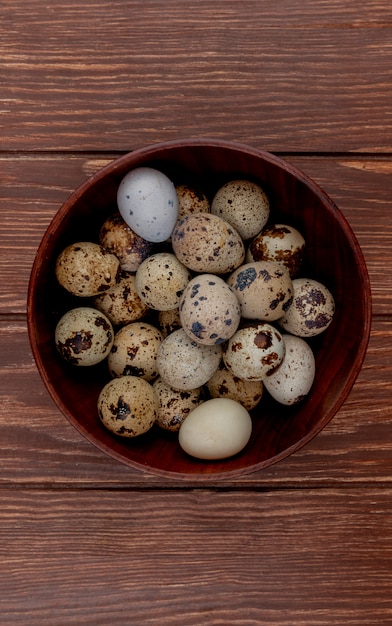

{"left": 1, "top": 1, "right": 391, "bottom": 623}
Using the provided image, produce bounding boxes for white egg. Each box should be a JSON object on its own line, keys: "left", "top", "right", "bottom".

{"left": 117, "top": 167, "right": 179, "bottom": 243}
{"left": 263, "top": 334, "right": 315, "bottom": 405}
{"left": 179, "top": 398, "right": 252, "bottom": 460}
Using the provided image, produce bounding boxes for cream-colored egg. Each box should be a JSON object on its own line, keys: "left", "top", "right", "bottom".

{"left": 55, "top": 242, "right": 120, "bottom": 297}
{"left": 135, "top": 252, "right": 191, "bottom": 311}
{"left": 179, "top": 274, "right": 241, "bottom": 345}
{"left": 178, "top": 398, "right": 252, "bottom": 460}
{"left": 153, "top": 377, "right": 204, "bottom": 432}
{"left": 108, "top": 322, "right": 163, "bottom": 381}
{"left": 223, "top": 323, "right": 285, "bottom": 381}
{"left": 206, "top": 363, "right": 263, "bottom": 411}
{"left": 246, "top": 223, "right": 305, "bottom": 277}
{"left": 211, "top": 179, "right": 270, "bottom": 240}
{"left": 156, "top": 328, "right": 222, "bottom": 391}
{"left": 172, "top": 213, "right": 245, "bottom": 274}
{"left": 93, "top": 272, "right": 149, "bottom": 326}
{"left": 263, "top": 334, "right": 315, "bottom": 405}
{"left": 55, "top": 307, "right": 114, "bottom": 366}
{"left": 98, "top": 376, "right": 158, "bottom": 437}
{"left": 99, "top": 212, "right": 155, "bottom": 272}
{"left": 227, "top": 261, "right": 293, "bottom": 321}
{"left": 278, "top": 278, "right": 335, "bottom": 337}
{"left": 117, "top": 167, "right": 178, "bottom": 243}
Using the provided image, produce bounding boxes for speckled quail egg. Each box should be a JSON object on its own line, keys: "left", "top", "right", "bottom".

{"left": 178, "top": 398, "right": 252, "bottom": 460}
{"left": 263, "top": 334, "right": 315, "bottom": 405}
{"left": 278, "top": 277, "right": 335, "bottom": 337}
{"left": 157, "top": 328, "right": 222, "bottom": 391}
{"left": 135, "top": 252, "right": 191, "bottom": 311}
{"left": 153, "top": 377, "right": 204, "bottom": 432}
{"left": 108, "top": 322, "right": 163, "bottom": 381}
{"left": 93, "top": 272, "right": 149, "bottom": 326}
{"left": 55, "top": 307, "right": 114, "bottom": 366}
{"left": 55, "top": 242, "right": 121, "bottom": 297}
{"left": 246, "top": 224, "right": 305, "bottom": 277}
{"left": 158, "top": 308, "right": 182, "bottom": 337}
{"left": 117, "top": 167, "right": 178, "bottom": 243}
{"left": 227, "top": 261, "right": 293, "bottom": 321}
{"left": 99, "top": 212, "right": 155, "bottom": 272}
{"left": 223, "top": 323, "right": 285, "bottom": 381}
{"left": 176, "top": 184, "right": 210, "bottom": 218}
{"left": 211, "top": 179, "right": 270, "bottom": 240}
{"left": 172, "top": 213, "right": 245, "bottom": 274}
{"left": 179, "top": 274, "right": 241, "bottom": 345}
{"left": 98, "top": 376, "right": 158, "bottom": 437}
{"left": 206, "top": 362, "right": 264, "bottom": 411}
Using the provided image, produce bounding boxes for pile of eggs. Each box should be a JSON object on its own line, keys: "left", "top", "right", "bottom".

{"left": 53, "top": 167, "right": 335, "bottom": 461}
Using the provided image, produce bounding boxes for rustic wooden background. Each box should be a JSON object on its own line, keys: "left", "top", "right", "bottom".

{"left": 1, "top": 1, "right": 391, "bottom": 623}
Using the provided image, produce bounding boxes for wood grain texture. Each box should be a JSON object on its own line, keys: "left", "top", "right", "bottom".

{"left": 0, "top": 489, "right": 391, "bottom": 625}
{"left": 0, "top": 317, "right": 390, "bottom": 487}
{"left": 0, "top": 154, "right": 389, "bottom": 313}
{"left": 1, "top": 1, "right": 392, "bottom": 152}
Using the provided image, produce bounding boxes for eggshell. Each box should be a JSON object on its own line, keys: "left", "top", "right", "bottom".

{"left": 246, "top": 223, "right": 305, "bottom": 277}
{"left": 55, "top": 307, "right": 114, "bottom": 366}
{"left": 98, "top": 376, "right": 158, "bottom": 437}
{"left": 108, "top": 322, "right": 163, "bottom": 381}
{"left": 153, "top": 377, "right": 204, "bottom": 432}
{"left": 211, "top": 179, "right": 270, "bottom": 240}
{"left": 206, "top": 363, "right": 263, "bottom": 411}
{"left": 158, "top": 308, "right": 182, "bottom": 337}
{"left": 223, "top": 323, "right": 285, "bottom": 381}
{"left": 99, "top": 212, "right": 155, "bottom": 272}
{"left": 227, "top": 261, "right": 293, "bottom": 321}
{"left": 135, "top": 252, "right": 191, "bottom": 311}
{"left": 55, "top": 242, "right": 120, "bottom": 297}
{"left": 93, "top": 272, "right": 149, "bottom": 326}
{"left": 178, "top": 398, "right": 252, "bottom": 460}
{"left": 278, "top": 278, "right": 335, "bottom": 337}
{"left": 263, "top": 334, "right": 315, "bottom": 405}
{"left": 179, "top": 274, "right": 241, "bottom": 345}
{"left": 117, "top": 167, "right": 178, "bottom": 243}
{"left": 172, "top": 213, "right": 245, "bottom": 274}
{"left": 156, "top": 328, "right": 222, "bottom": 391}
{"left": 176, "top": 184, "right": 210, "bottom": 218}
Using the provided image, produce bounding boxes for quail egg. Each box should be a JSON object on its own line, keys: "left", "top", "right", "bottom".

{"left": 153, "top": 377, "right": 204, "bottom": 432}
{"left": 55, "top": 242, "right": 120, "bottom": 297}
{"left": 223, "top": 323, "right": 285, "bottom": 381}
{"left": 206, "top": 363, "right": 264, "bottom": 411}
{"left": 55, "top": 307, "right": 114, "bottom": 366}
{"left": 99, "top": 212, "right": 155, "bottom": 272}
{"left": 246, "top": 223, "right": 305, "bottom": 277}
{"left": 278, "top": 278, "right": 335, "bottom": 337}
{"left": 93, "top": 272, "right": 149, "bottom": 326}
{"left": 211, "top": 179, "right": 270, "bottom": 240}
{"left": 135, "top": 252, "right": 191, "bottom": 311}
{"left": 227, "top": 261, "right": 293, "bottom": 321}
{"left": 108, "top": 322, "right": 163, "bottom": 381}
{"left": 179, "top": 274, "right": 241, "bottom": 345}
{"left": 98, "top": 375, "right": 158, "bottom": 437}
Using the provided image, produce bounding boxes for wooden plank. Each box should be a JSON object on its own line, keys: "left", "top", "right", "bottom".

{"left": 0, "top": 488, "right": 391, "bottom": 624}
{"left": 0, "top": 1, "right": 392, "bottom": 151}
{"left": 0, "top": 317, "right": 390, "bottom": 488}
{"left": 0, "top": 154, "right": 389, "bottom": 314}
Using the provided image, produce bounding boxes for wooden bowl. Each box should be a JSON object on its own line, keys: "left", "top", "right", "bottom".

{"left": 27, "top": 139, "right": 372, "bottom": 480}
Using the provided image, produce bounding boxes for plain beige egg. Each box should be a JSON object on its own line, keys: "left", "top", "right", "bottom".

{"left": 178, "top": 398, "right": 252, "bottom": 460}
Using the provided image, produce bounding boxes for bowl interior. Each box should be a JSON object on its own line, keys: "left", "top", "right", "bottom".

{"left": 27, "top": 139, "right": 371, "bottom": 480}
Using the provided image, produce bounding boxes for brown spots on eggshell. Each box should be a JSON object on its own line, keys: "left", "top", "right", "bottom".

{"left": 108, "top": 322, "right": 163, "bottom": 381}
{"left": 247, "top": 224, "right": 305, "bottom": 277}
{"left": 98, "top": 376, "right": 158, "bottom": 437}
{"left": 153, "top": 377, "right": 204, "bottom": 432}
{"left": 175, "top": 184, "right": 210, "bottom": 219}
{"left": 93, "top": 272, "right": 149, "bottom": 326}
{"left": 135, "top": 252, "right": 191, "bottom": 311}
{"left": 172, "top": 213, "right": 245, "bottom": 274}
{"left": 223, "top": 323, "right": 285, "bottom": 381}
{"left": 211, "top": 179, "right": 270, "bottom": 240}
{"left": 55, "top": 307, "right": 114, "bottom": 366}
{"left": 207, "top": 363, "right": 263, "bottom": 411}
{"left": 99, "top": 212, "right": 155, "bottom": 273}
{"left": 278, "top": 278, "right": 335, "bottom": 337}
{"left": 55, "top": 241, "right": 121, "bottom": 297}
